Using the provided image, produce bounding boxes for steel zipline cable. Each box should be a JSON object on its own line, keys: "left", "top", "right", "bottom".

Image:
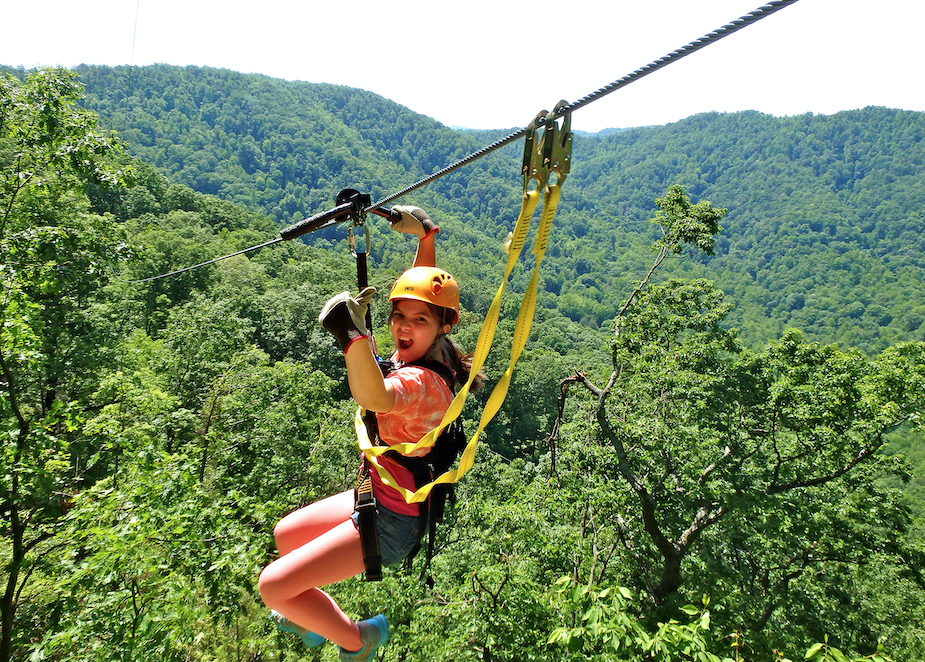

{"left": 367, "top": 0, "right": 799, "bottom": 210}
{"left": 131, "top": 0, "right": 800, "bottom": 283}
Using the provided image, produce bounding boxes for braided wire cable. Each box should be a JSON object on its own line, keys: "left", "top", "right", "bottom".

{"left": 564, "top": 0, "right": 800, "bottom": 117}
{"left": 368, "top": 0, "right": 799, "bottom": 212}
{"left": 368, "top": 130, "right": 527, "bottom": 211}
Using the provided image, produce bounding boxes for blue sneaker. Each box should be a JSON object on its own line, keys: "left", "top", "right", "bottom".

{"left": 269, "top": 610, "right": 327, "bottom": 648}
{"left": 339, "top": 614, "right": 389, "bottom": 661}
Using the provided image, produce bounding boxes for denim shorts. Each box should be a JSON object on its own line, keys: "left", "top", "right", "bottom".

{"left": 351, "top": 504, "right": 424, "bottom": 567}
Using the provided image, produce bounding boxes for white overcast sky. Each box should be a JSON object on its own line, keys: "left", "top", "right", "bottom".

{"left": 1, "top": 0, "right": 921, "bottom": 133}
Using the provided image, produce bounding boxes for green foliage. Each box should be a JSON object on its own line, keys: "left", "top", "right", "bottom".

{"left": 572, "top": 108, "right": 925, "bottom": 353}
{"left": 573, "top": 275, "right": 924, "bottom": 649}
{"left": 2, "top": 64, "right": 923, "bottom": 662}
{"left": 549, "top": 577, "right": 895, "bottom": 662}
{"left": 549, "top": 187, "right": 924, "bottom": 658}
{"left": 651, "top": 184, "right": 726, "bottom": 257}
{"left": 68, "top": 65, "right": 925, "bottom": 354}
{"left": 0, "top": 67, "right": 133, "bottom": 662}
{"left": 34, "top": 354, "right": 354, "bottom": 661}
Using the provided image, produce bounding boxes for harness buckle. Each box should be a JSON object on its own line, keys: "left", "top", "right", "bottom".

{"left": 355, "top": 471, "right": 383, "bottom": 581}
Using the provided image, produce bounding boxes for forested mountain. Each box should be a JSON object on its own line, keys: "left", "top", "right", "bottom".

{"left": 2, "top": 65, "right": 924, "bottom": 662}
{"left": 575, "top": 109, "right": 925, "bottom": 351}
{"left": 66, "top": 64, "right": 925, "bottom": 354}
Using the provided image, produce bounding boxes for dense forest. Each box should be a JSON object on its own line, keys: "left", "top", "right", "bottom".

{"left": 66, "top": 64, "right": 925, "bottom": 354}
{"left": 1, "top": 64, "right": 923, "bottom": 662}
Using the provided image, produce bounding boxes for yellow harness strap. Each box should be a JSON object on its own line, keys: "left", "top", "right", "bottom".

{"left": 357, "top": 104, "right": 573, "bottom": 504}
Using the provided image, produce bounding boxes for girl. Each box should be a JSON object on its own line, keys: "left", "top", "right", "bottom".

{"left": 258, "top": 206, "right": 483, "bottom": 661}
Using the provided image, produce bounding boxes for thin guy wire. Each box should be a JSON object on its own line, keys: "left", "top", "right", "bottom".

{"left": 131, "top": 0, "right": 141, "bottom": 66}
{"left": 127, "top": 237, "right": 283, "bottom": 283}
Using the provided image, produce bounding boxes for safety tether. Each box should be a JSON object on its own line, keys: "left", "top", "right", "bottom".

{"left": 355, "top": 103, "right": 572, "bottom": 504}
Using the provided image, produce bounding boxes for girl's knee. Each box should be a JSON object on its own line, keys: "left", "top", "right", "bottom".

{"left": 257, "top": 565, "right": 277, "bottom": 607}
{"left": 258, "top": 560, "right": 292, "bottom": 608}
{"left": 272, "top": 516, "right": 294, "bottom": 545}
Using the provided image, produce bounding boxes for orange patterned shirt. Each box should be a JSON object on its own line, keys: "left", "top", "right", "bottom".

{"left": 369, "top": 364, "right": 453, "bottom": 516}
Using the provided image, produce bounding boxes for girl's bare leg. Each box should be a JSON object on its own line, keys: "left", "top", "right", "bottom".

{"left": 259, "top": 490, "right": 366, "bottom": 651}
{"left": 273, "top": 490, "right": 355, "bottom": 556}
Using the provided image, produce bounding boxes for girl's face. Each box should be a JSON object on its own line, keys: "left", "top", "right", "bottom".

{"left": 390, "top": 299, "right": 451, "bottom": 364}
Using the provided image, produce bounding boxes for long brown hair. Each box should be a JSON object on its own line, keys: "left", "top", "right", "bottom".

{"left": 433, "top": 335, "right": 485, "bottom": 392}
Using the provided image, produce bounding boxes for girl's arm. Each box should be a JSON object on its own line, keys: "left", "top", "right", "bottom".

{"left": 344, "top": 337, "right": 395, "bottom": 412}
{"left": 343, "top": 204, "right": 436, "bottom": 410}
{"left": 412, "top": 231, "right": 436, "bottom": 268}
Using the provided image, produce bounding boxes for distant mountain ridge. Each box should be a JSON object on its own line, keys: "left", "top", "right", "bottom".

{"left": 58, "top": 63, "right": 925, "bottom": 353}
{"left": 453, "top": 125, "right": 631, "bottom": 138}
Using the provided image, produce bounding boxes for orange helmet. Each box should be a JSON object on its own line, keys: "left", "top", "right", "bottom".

{"left": 389, "top": 266, "right": 459, "bottom": 324}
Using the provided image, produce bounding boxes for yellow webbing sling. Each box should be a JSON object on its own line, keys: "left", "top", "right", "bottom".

{"left": 356, "top": 103, "right": 573, "bottom": 505}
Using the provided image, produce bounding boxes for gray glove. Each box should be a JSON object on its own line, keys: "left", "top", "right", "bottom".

{"left": 390, "top": 205, "right": 438, "bottom": 238}
{"left": 318, "top": 287, "right": 377, "bottom": 352}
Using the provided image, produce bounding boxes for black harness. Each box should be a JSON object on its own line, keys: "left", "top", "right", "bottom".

{"left": 354, "top": 357, "right": 462, "bottom": 582}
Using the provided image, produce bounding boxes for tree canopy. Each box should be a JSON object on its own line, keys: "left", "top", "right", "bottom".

{"left": 0, "top": 65, "right": 923, "bottom": 662}
{"left": 57, "top": 64, "right": 925, "bottom": 355}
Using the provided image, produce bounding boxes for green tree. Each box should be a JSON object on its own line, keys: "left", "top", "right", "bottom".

{"left": 35, "top": 348, "right": 355, "bottom": 661}
{"left": 0, "top": 68, "right": 130, "bottom": 662}
{"left": 553, "top": 187, "right": 924, "bottom": 655}
{"left": 548, "top": 578, "right": 896, "bottom": 662}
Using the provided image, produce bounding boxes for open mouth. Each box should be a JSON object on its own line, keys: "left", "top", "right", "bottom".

{"left": 398, "top": 338, "right": 413, "bottom": 350}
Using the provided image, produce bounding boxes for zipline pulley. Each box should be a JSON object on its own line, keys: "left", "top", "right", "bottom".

{"left": 331, "top": 188, "right": 377, "bottom": 331}
{"left": 279, "top": 188, "right": 394, "bottom": 242}
{"left": 523, "top": 101, "right": 572, "bottom": 190}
